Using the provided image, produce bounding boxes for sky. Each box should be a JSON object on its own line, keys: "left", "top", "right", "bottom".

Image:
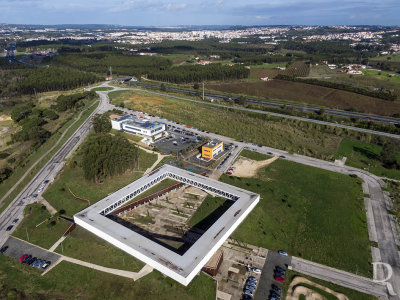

{"left": 0, "top": 0, "right": 399, "bottom": 26}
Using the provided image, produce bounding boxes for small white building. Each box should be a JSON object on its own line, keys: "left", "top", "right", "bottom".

{"left": 111, "top": 115, "right": 165, "bottom": 140}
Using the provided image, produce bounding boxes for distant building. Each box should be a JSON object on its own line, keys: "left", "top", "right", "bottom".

{"left": 260, "top": 76, "right": 269, "bottom": 81}
{"left": 111, "top": 115, "right": 165, "bottom": 139}
{"left": 198, "top": 60, "right": 211, "bottom": 65}
{"left": 209, "top": 55, "right": 220, "bottom": 59}
{"left": 202, "top": 140, "right": 223, "bottom": 160}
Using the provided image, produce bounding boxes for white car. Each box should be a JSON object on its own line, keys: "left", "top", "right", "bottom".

{"left": 278, "top": 250, "right": 288, "bottom": 256}
{"left": 252, "top": 267, "right": 261, "bottom": 274}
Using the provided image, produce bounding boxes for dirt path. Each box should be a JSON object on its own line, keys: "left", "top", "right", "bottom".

{"left": 286, "top": 276, "right": 349, "bottom": 300}
{"left": 231, "top": 156, "right": 279, "bottom": 177}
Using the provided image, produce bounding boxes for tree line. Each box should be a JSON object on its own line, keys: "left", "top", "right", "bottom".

{"left": 276, "top": 74, "right": 397, "bottom": 101}
{"left": 147, "top": 64, "right": 249, "bottom": 83}
{"left": 81, "top": 133, "right": 139, "bottom": 181}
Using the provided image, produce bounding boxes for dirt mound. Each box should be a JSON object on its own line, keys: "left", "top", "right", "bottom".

{"left": 231, "top": 156, "right": 278, "bottom": 177}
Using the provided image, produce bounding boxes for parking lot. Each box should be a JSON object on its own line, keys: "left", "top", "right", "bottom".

{"left": 1, "top": 236, "right": 60, "bottom": 271}
{"left": 254, "top": 251, "right": 292, "bottom": 300}
{"left": 154, "top": 129, "right": 202, "bottom": 154}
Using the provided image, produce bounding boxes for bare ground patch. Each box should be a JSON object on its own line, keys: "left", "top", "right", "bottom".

{"left": 287, "top": 276, "right": 348, "bottom": 300}
{"left": 231, "top": 156, "right": 279, "bottom": 177}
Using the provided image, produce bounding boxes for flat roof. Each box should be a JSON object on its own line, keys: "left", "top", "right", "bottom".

{"left": 74, "top": 165, "right": 259, "bottom": 286}
{"left": 115, "top": 114, "right": 163, "bottom": 129}
{"left": 203, "top": 139, "right": 223, "bottom": 149}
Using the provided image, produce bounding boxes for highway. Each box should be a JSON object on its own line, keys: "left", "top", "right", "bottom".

{"left": 0, "top": 82, "right": 399, "bottom": 298}
{"left": 130, "top": 81, "right": 400, "bottom": 125}
{"left": 0, "top": 92, "right": 112, "bottom": 246}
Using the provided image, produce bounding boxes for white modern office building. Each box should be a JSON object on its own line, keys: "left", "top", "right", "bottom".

{"left": 111, "top": 115, "right": 165, "bottom": 139}
{"left": 74, "top": 165, "right": 259, "bottom": 286}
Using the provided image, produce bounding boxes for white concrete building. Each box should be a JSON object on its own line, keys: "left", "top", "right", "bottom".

{"left": 111, "top": 115, "right": 165, "bottom": 139}
{"left": 74, "top": 165, "right": 260, "bottom": 286}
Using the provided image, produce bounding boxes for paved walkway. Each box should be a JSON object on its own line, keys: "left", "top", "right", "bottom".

{"left": 59, "top": 256, "right": 153, "bottom": 280}
{"left": 48, "top": 235, "right": 67, "bottom": 252}
{"left": 38, "top": 196, "right": 58, "bottom": 215}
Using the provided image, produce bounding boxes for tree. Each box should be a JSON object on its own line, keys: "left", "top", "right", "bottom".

{"left": 236, "top": 96, "right": 247, "bottom": 105}
{"left": 380, "top": 142, "right": 399, "bottom": 169}
{"left": 93, "top": 113, "right": 111, "bottom": 133}
{"left": 193, "top": 83, "right": 200, "bottom": 90}
{"left": 160, "top": 83, "right": 167, "bottom": 91}
{"left": 11, "top": 104, "right": 33, "bottom": 123}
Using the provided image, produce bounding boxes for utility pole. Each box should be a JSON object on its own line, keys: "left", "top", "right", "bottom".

{"left": 109, "top": 66, "right": 112, "bottom": 80}
{"left": 202, "top": 82, "right": 204, "bottom": 100}
{"left": 25, "top": 227, "right": 30, "bottom": 241}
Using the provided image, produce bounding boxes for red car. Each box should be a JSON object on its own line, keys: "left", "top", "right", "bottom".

{"left": 226, "top": 171, "right": 232, "bottom": 175}
{"left": 19, "top": 254, "right": 28, "bottom": 262}
{"left": 274, "top": 276, "right": 285, "bottom": 282}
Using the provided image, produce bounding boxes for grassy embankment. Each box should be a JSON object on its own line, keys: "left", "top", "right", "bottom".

{"left": 0, "top": 255, "right": 216, "bottom": 300}
{"left": 336, "top": 138, "right": 400, "bottom": 180}
{"left": 0, "top": 98, "right": 99, "bottom": 215}
{"left": 221, "top": 151, "right": 372, "bottom": 277}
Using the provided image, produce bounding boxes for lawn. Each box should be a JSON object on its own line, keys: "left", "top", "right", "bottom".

{"left": 336, "top": 138, "right": 400, "bottom": 180}
{"left": 240, "top": 149, "right": 272, "bottom": 161}
{"left": 111, "top": 128, "right": 143, "bottom": 142}
{"left": 282, "top": 270, "right": 377, "bottom": 300}
{"left": 187, "top": 196, "right": 233, "bottom": 231}
{"left": 220, "top": 158, "right": 372, "bottom": 277}
{"left": 12, "top": 203, "right": 71, "bottom": 249}
{"left": 43, "top": 143, "right": 158, "bottom": 217}
{"left": 54, "top": 226, "right": 144, "bottom": 272}
{"left": 108, "top": 90, "right": 346, "bottom": 160}
{"left": 91, "top": 86, "right": 114, "bottom": 92}
{"left": 0, "top": 254, "right": 216, "bottom": 299}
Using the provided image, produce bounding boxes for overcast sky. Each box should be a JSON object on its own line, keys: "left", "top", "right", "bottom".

{"left": 0, "top": 0, "right": 399, "bottom": 26}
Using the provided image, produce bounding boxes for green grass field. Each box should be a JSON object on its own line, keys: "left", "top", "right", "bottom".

{"left": 55, "top": 226, "right": 144, "bottom": 272}
{"left": 12, "top": 203, "right": 71, "bottom": 249}
{"left": 220, "top": 154, "right": 372, "bottom": 277}
{"left": 240, "top": 149, "right": 272, "bottom": 161}
{"left": 187, "top": 196, "right": 232, "bottom": 231}
{"left": 91, "top": 86, "right": 114, "bottom": 92}
{"left": 371, "top": 53, "right": 400, "bottom": 62}
{"left": 282, "top": 270, "right": 376, "bottom": 300}
{"left": 0, "top": 255, "right": 216, "bottom": 299}
{"left": 111, "top": 129, "right": 143, "bottom": 142}
{"left": 108, "top": 90, "right": 347, "bottom": 160}
{"left": 336, "top": 139, "right": 400, "bottom": 180}
{"left": 43, "top": 143, "right": 157, "bottom": 217}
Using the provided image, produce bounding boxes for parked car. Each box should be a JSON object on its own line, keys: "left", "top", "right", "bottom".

{"left": 19, "top": 254, "right": 28, "bottom": 262}
{"left": 12, "top": 218, "right": 19, "bottom": 223}
{"left": 246, "top": 280, "right": 256, "bottom": 287}
{"left": 274, "top": 276, "right": 285, "bottom": 282}
{"left": 274, "top": 270, "right": 285, "bottom": 277}
{"left": 279, "top": 155, "right": 286, "bottom": 159}
{"left": 22, "top": 255, "right": 32, "bottom": 264}
{"left": 275, "top": 266, "right": 286, "bottom": 273}
{"left": 270, "top": 291, "right": 281, "bottom": 299}
{"left": 244, "top": 289, "right": 254, "bottom": 297}
{"left": 245, "top": 285, "right": 256, "bottom": 292}
{"left": 248, "top": 276, "right": 257, "bottom": 281}
{"left": 0, "top": 246, "right": 8, "bottom": 254}
{"left": 6, "top": 225, "right": 13, "bottom": 231}
{"left": 241, "top": 295, "right": 252, "bottom": 300}
{"left": 252, "top": 267, "right": 262, "bottom": 274}
{"left": 42, "top": 261, "right": 51, "bottom": 269}
{"left": 278, "top": 250, "right": 288, "bottom": 256}
{"left": 271, "top": 284, "right": 281, "bottom": 293}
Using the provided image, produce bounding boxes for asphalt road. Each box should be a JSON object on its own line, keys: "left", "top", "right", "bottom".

{"left": 131, "top": 81, "right": 400, "bottom": 125}
{"left": 291, "top": 256, "right": 388, "bottom": 298}
{"left": 0, "top": 92, "right": 112, "bottom": 247}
